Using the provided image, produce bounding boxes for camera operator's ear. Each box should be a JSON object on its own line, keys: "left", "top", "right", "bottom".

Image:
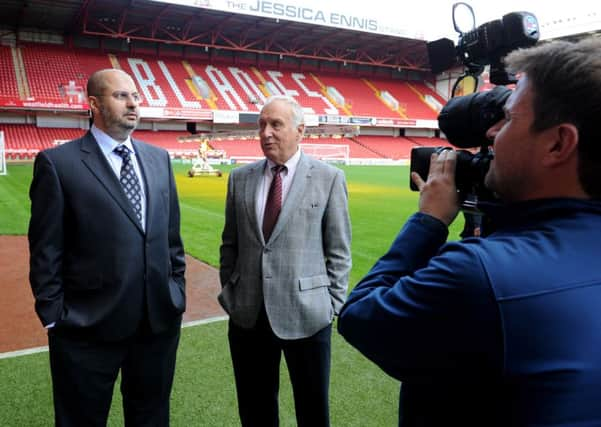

{"left": 541, "top": 123, "right": 579, "bottom": 167}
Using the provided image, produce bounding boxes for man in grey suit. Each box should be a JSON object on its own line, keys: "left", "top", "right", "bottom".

{"left": 219, "top": 95, "right": 352, "bottom": 427}
{"left": 28, "top": 69, "right": 185, "bottom": 426}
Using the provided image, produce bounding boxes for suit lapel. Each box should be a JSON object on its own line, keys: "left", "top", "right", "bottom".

{"left": 268, "top": 153, "right": 311, "bottom": 243}
{"left": 132, "top": 139, "right": 154, "bottom": 233}
{"left": 80, "top": 132, "right": 144, "bottom": 234}
{"left": 244, "top": 159, "right": 267, "bottom": 243}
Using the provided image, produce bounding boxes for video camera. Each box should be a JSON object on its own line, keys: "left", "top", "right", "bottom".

{"left": 427, "top": 4, "right": 539, "bottom": 85}
{"left": 411, "top": 3, "right": 539, "bottom": 204}
{"left": 409, "top": 86, "right": 511, "bottom": 200}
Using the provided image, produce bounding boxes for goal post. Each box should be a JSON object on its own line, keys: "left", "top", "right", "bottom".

{"left": 300, "top": 143, "right": 350, "bottom": 165}
{"left": 0, "top": 131, "right": 6, "bottom": 176}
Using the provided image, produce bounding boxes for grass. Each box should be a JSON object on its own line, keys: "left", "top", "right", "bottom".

{"left": 0, "top": 163, "right": 32, "bottom": 234}
{"left": 0, "top": 161, "right": 464, "bottom": 426}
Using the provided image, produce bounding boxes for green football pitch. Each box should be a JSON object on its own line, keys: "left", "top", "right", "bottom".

{"left": 0, "top": 162, "right": 464, "bottom": 426}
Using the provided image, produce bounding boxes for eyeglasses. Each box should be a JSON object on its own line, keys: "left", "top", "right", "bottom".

{"left": 92, "top": 91, "right": 143, "bottom": 103}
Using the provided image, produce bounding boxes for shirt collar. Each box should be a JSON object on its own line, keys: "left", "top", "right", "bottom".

{"left": 265, "top": 148, "right": 301, "bottom": 176}
{"left": 91, "top": 125, "right": 135, "bottom": 156}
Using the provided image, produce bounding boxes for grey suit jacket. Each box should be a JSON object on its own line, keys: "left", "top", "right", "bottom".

{"left": 219, "top": 153, "right": 351, "bottom": 339}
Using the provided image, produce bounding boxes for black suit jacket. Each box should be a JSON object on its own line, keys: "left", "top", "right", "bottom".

{"left": 28, "top": 132, "right": 186, "bottom": 341}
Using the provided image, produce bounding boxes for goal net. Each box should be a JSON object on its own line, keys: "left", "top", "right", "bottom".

{"left": 0, "top": 131, "right": 6, "bottom": 176}
{"left": 300, "top": 143, "right": 350, "bottom": 165}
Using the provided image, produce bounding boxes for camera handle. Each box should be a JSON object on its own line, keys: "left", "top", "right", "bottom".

{"left": 461, "top": 196, "right": 504, "bottom": 238}
{"left": 460, "top": 196, "right": 483, "bottom": 238}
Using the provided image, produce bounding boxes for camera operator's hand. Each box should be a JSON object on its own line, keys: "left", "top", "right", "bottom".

{"left": 411, "top": 149, "right": 460, "bottom": 226}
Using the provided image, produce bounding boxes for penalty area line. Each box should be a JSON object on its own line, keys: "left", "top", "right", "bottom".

{"left": 0, "top": 316, "right": 229, "bottom": 360}
{"left": 182, "top": 315, "right": 228, "bottom": 328}
{"left": 0, "top": 346, "right": 49, "bottom": 359}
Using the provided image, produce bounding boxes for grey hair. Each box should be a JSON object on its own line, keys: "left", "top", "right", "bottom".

{"left": 261, "top": 95, "right": 305, "bottom": 127}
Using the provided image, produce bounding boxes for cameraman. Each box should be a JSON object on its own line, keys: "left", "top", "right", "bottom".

{"left": 338, "top": 37, "right": 601, "bottom": 426}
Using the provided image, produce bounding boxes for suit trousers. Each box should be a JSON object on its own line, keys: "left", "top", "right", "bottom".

{"left": 228, "top": 307, "right": 332, "bottom": 427}
{"left": 48, "top": 320, "right": 180, "bottom": 427}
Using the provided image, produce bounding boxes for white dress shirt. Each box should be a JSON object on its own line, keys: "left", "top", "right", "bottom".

{"left": 91, "top": 125, "right": 147, "bottom": 231}
{"left": 256, "top": 148, "right": 301, "bottom": 228}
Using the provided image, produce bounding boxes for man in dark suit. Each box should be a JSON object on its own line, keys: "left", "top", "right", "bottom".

{"left": 28, "top": 68, "right": 186, "bottom": 426}
{"left": 219, "top": 95, "right": 352, "bottom": 427}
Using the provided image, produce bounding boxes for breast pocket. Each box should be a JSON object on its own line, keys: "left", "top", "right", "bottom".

{"left": 298, "top": 274, "right": 330, "bottom": 291}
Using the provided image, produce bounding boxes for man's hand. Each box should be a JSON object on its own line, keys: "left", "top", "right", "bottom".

{"left": 410, "top": 149, "right": 460, "bottom": 226}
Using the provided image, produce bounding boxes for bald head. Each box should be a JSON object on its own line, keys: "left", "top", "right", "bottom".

{"left": 87, "top": 69, "right": 133, "bottom": 97}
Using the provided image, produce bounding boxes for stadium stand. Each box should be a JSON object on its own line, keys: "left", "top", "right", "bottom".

{"left": 132, "top": 130, "right": 199, "bottom": 158}
{"left": 37, "top": 127, "right": 85, "bottom": 148}
{"left": 406, "top": 136, "right": 453, "bottom": 147}
{"left": 315, "top": 136, "right": 383, "bottom": 159}
{"left": 0, "top": 125, "right": 85, "bottom": 160}
{"left": 369, "top": 79, "right": 442, "bottom": 119}
{"left": 354, "top": 136, "right": 419, "bottom": 160}
{"left": 2, "top": 43, "right": 446, "bottom": 119}
{"left": 208, "top": 138, "right": 264, "bottom": 160}
{"left": 20, "top": 43, "right": 87, "bottom": 102}
{"left": 0, "top": 0, "right": 458, "bottom": 165}
{"left": 316, "top": 74, "right": 396, "bottom": 118}
{"left": 76, "top": 49, "right": 113, "bottom": 80}
{"left": 1, "top": 43, "right": 449, "bottom": 162}
{"left": 2, "top": 43, "right": 442, "bottom": 118}
{"left": 0, "top": 46, "right": 20, "bottom": 99}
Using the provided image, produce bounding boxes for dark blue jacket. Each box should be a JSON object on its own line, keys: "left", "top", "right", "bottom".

{"left": 339, "top": 198, "right": 601, "bottom": 426}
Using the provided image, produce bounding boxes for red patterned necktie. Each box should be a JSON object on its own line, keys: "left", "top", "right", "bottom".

{"left": 262, "top": 165, "right": 286, "bottom": 242}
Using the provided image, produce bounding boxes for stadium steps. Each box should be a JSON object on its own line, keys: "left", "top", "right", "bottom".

{"left": 348, "top": 136, "right": 387, "bottom": 158}
{"left": 362, "top": 79, "right": 408, "bottom": 118}
{"left": 10, "top": 47, "right": 30, "bottom": 99}
{"left": 182, "top": 61, "right": 218, "bottom": 109}
{"left": 356, "top": 136, "right": 418, "bottom": 160}
{"left": 369, "top": 79, "right": 432, "bottom": 120}
{"left": 315, "top": 75, "right": 392, "bottom": 118}
{"left": 406, "top": 82, "right": 443, "bottom": 115}
{"left": 309, "top": 73, "right": 352, "bottom": 116}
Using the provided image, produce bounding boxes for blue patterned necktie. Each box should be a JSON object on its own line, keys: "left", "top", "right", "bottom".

{"left": 262, "top": 165, "right": 286, "bottom": 242}
{"left": 113, "top": 145, "right": 143, "bottom": 225}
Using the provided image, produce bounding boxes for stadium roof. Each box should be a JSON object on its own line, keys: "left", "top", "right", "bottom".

{"left": 0, "top": 0, "right": 431, "bottom": 72}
